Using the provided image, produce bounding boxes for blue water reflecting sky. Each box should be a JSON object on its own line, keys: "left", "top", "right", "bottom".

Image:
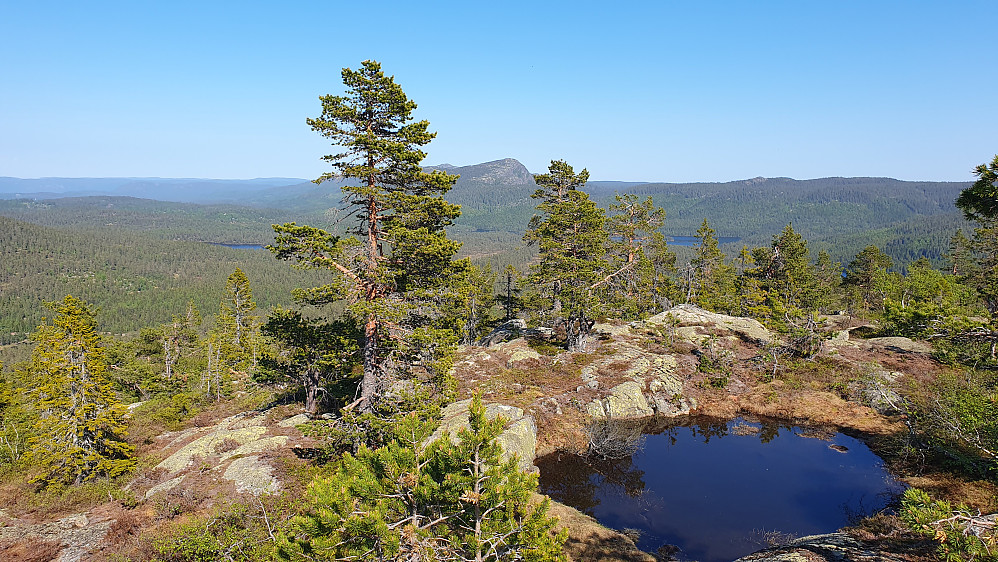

{"left": 538, "top": 417, "right": 903, "bottom": 562}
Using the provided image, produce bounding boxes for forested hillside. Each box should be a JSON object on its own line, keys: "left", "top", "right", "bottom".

{"left": 1, "top": 160, "right": 973, "bottom": 269}
{"left": 0, "top": 197, "right": 328, "bottom": 244}
{"left": 0, "top": 162, "right": 978, "bottom": 342}
{"left": 0, "top": 215, "right": 330, "bottom": 344}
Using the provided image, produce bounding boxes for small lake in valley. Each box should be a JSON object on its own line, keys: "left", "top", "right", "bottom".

{"left": 213, "top": 243, "right": 266, "bottom": 250}
{"left": 667, "top": 235, "right": 741, "bottom": 247}
{"left": 536, "top": 416, "right": 903, "bottom": 562}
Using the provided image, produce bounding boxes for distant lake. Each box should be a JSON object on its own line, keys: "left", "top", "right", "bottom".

{"left": 213, "top": 243, "right": 266, "bottom": 250}
{"left": 667, "top": 235, "right": 740, "bottom": 247}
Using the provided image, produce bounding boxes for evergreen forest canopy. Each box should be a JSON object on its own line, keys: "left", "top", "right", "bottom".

{"left": 1, "top": 59, "right": 997, "bottom": 561}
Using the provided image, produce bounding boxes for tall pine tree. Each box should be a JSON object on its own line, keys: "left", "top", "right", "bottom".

{"left": 271, "top": 61, "right": 464, "bottom": 413}
{"left": 525, "top": 160, "right": 611, "bottom": 351}
{"left": 606, "top": 193, "right": 677, "bottom": 317}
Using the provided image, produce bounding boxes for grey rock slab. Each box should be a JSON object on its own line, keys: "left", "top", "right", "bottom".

{"left": 277, "top": 413, "right": 311, "bottom": 428}
{"left": 223, "top": 455, "right": 281, "bottom": 495}
{"left": 586, "top": 381, "right": 654, "bottom": 419}
{"left": 735, "top": 531, "right": 911, "bottom": 561}
{"left": 649, "top": 303, "right": 773, "bottom": 344}
{"left": 0, "top": 512, "right": 112, "bottom": 562}
{"left": 675, "top": 325, "right": 708, "bottom": 345}
{"left": 144, "top": 475, "right": 186, "bottom": 500}
{"left": 593, "top": 322, "right": 631, "bottom": 336}
{"left": 865, "top": 336, "right": 933, "bottom": 353}
{"left": 155, "top": 426, "right": 267, "bottom": 473}
{"left": 220, "top": 435, "right": 290, "bottom": 462}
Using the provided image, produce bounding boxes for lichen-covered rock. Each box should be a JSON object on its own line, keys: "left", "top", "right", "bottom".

{"left": 580, "top": 343, "right": 689, "bottom": 419}
{"left": 144, "top": 475, "right": 185, "bottom": 499}
{"left": 431, "top": 399, "right": 538, "bottom": 473}
{"left": 648, "top": 303, "right": 773, "bottom": 344}
{"left": 221, "top": 435, "right": 289, "bottom": 461}
{"left": 507, "top": 347, "right": 542, "bottom": 366}
{"left": 0, "top": 512, "right": 112, "bottom": 562}
{"left": 489, "top": 338, "right": 543, "bottom": 367}
{"left": 675, "top": 325, "right": 709, "bottom": 345}
{"left": 155, "top": 426, "right": 267, "bottom": 473}
{"left": 865, "top": 336, "right": 933, "bottom": 354}
{"left": 646, "top": 393, "right": 696, "bottom": 417}
{"left": 223, "top": 455, "right": 281, "bottom": 495}
{"left": 586, "top": 381, "right": 654, "bottom": 419}
{"left": 593, "top": 322, "right": 631, "bottom": 337}
{"left": 278, "top": 413, "right": 310, "bottom": 428}
{"left": 627, "top": 354, "right": 679, "bottom": 389}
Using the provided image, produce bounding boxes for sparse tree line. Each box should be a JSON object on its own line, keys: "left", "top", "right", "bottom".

{"left": 0, "top": 59, "right": 997, "bottom": 560}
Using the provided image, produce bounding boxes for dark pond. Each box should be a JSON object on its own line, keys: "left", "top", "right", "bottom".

{"left": 537, "top": 417, "right": 904, "bottom": 562}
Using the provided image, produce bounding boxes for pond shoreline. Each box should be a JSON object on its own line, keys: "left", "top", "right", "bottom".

{"left": 537, "top": 413, "right": 906, "bottom": 562}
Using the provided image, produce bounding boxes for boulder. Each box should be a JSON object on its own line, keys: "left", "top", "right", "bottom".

{"left": 278, "top": 413, "right": 310, "bottom": 428}
{"left": 648, "top": 304, "right": 773, "bottom": 344}
{"left": 478, "top": 319, "right": 527, "bottom": 346}
{"left": 865, "top": 336, "right": 933, "bottom": 354}
{"left": 735, "top": 531, "right": 912, "bottom": 561}
{"left": 155, "top": 426, "right": 267, "bottom": 473}
{"left": 430, "top": 399, "right": 538, "bottom": 473}
{"left": 586, "top": 381, "right": 654, "bottom": 419}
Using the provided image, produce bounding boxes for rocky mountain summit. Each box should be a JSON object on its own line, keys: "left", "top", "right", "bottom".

{"left": 427, "top": 157, "right": 535, "bottom": 186}
{"left": 0, "top": 304, "right": 970, "bottom": 561}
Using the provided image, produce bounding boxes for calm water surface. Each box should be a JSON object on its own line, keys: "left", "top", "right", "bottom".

{"left": 537, "top": 417, "right": 903, "bottom": 562}
{"left": 214, "top": 243, "right": 266, "bottom": 250}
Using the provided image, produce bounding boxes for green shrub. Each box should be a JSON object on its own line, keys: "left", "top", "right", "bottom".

{"left": 901, "top": 488, "right": 998, "bottom": 561}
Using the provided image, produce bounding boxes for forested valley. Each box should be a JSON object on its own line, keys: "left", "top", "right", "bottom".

{"left": 2, "top": 61, "right": 998, "bottom": 562}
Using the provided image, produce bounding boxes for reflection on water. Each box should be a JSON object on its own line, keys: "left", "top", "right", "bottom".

{"left": 537, "top": 416, "right": 904, "bottom": 562}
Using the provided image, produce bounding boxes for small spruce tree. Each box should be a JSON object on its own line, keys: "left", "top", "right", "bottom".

{"left": 276, "top": 395, "right": 566, "bottom": 561}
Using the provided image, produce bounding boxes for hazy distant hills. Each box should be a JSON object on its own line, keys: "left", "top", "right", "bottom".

{"left": 0, "top": 177, "right": 309, "bottom": 204}
{"left": 0, "top": 157, "right": 977, "bottom": 267}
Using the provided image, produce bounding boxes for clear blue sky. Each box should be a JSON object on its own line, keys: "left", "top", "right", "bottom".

{"left": 1, "top": 1, "right": 994, "bottom": 182}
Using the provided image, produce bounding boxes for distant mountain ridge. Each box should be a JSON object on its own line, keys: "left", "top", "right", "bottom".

{"left": 427, "top": 158, "right": 534, "bottom": 186}
{"left": 0, "top": 177, "right": 308, "bottom": 203}
{"left": 0, "top": 158, "right": 975, "bottom": 268}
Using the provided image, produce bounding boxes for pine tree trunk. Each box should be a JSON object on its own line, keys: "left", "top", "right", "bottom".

{"left": 305, "top": 379, "right": 320, "bottom": 417}
{"left": 359, "top": 316, "right": 378, "bottom": 413}
{"left": 565, "top": 315, "right": 593, "bottom": 352}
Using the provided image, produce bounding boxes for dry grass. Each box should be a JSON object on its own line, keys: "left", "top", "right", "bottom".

{"left": 0, "top": 539, "right": 62, "bottom": 562}
{"left": 545, "top": 497, "right": 655, "bottom": 562}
